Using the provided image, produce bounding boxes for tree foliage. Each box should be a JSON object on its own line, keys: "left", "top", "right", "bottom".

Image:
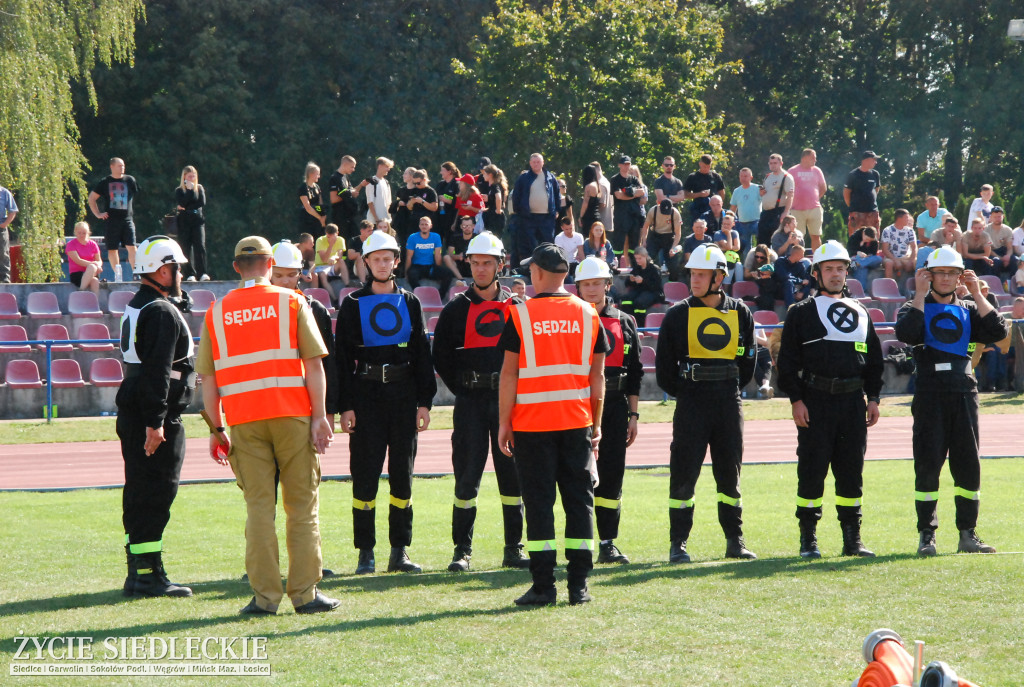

{"left": 0, "top": 0, "right": 144, "bottom": 281}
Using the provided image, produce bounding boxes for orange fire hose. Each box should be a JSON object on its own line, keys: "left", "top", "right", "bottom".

{"left": 920, "top": 660, "right": 981, "bottom": 687}
{"left": 856, "top": 629, "right": 915, "bottom": 687}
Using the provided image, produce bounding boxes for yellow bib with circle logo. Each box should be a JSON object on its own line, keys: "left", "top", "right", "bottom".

{"left": 688, "top": 308, "right": 739, "bottom": 360}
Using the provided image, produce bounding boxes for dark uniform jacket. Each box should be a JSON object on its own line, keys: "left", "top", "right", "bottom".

{"left": 894, "top": 293, "right": 1009, "bottom": 393}
{"left": 116, "top": 284, "right": 195, "bottom": 428}
{"left": 777, "top": 295, "right": 883, "bottom": 403}
{"left": 335, "top": 283, "right": 436, "bottom": 411}
{"left": 598, "top": 299, "right": 643, "bottom": 396}
{"left": 655, "top": 294, "right": 755, "bottom": 397}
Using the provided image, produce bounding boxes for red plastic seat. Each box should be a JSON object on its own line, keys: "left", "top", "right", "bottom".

{"left": 731, "top": 281, "right": 759, "bottom": 302}
{"left": 26, "top": 291, "right": 61, "bottom": 319}
{"left": 337, "top": 287, "right": 359, "bottom": 303}
{"left": 868, "top": 307, "right": 894, "bottom": 335}
{"left": 0, "top": 324, "right": 31, "bottom": 353}
{"left": 77, "top": 322, "right": 115, "bottom": 351}
{"left": 35, "top": 323, "right": 74, "bottom": 352}
{"left": 51, "top": 358, "right": 86, "bottom": 388}
{"left": 427, "top": 316, "right": 439, "bottom": 333}
{"left": 107, "top": 290, "right": 135, "bottom": 316}
{"left": 413, "top": 286, "right": 444, "bottom": 314}
{"left": 304, "top": 287, "right": 335, "bottom": 313}
{"left": 753, "top": 310, "right": 780, "bottom": 327}
{"left": 67, "top": 291, "right": 103, "bottom": 318}
{"left": 5, "top": 359, "right": 43, "bottom": 388}
{"left": 663, "top": 281, "right": 690, "bottom": 303}
{"left": 644, "top": 312, "right": 666, "bottom": 330}
{"left": 188, "top": 289, "right": 216, "bottom": 318}
{"left": 640, "top": 345, "right": 657, "bottom": 372}
{"left": 845, "top": 279, "right": 874, "bottom": 305}
{"left": 89, "top": 358, "right": 124, "bottom": 387}
{"left": 979, "top": 275, "right": 1012, "bottom": 306}
{"left": 870, "top": 278, "right": 904, "bottom": 303}
{"left": 448, "top": 284, "right": 469, "bottom": 299}
{"left": 0, "top": 292, "right": 20, "bottom": 319}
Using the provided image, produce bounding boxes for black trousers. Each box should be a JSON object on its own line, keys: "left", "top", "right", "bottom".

{"left": 612, "top": 211, "right": 642, "bottom": 259}
{"left": 451, "top": 392, "right": 523, "bottom": 551}
{"left": 406, "top": 263, "right": 452, "bottom": 295}
{"left": 349, "top": 382, "right": 418, "bottom": 549}
{"left": 118, "top": 413, "right": 186, "bottom": 551}
{"left": 795, "top": 390, "right": 866, "bottom": 526}
{"left": 595, "top": 391, "right": 629, "bottom": 540}
{"left": 756, "top": 207, "right": 786, "bottom": 246}
{"left": 669, "top": 385, "right": 744, "bottom": 541}
{"left": 620, "top": 289, "right": 660, "bottom": 327}
{"left": 176, "top": 219, "right": 207, "bottom": 278}
{"left": 912, "top": 391, "right": 981, "bottom": 531}
{"left": 513, "top": 428, "right": 594, "bottom": 588}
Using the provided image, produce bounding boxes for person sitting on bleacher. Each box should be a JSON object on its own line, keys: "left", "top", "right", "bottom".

{"left": 744, "top": 244, "right": 781, "bottom": 312}
{"left": 66, "top": 221, "right": 103, "bottom": 294}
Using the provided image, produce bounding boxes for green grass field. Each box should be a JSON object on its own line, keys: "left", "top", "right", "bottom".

{"left": 2, "top": 459, "right": 1022, "bottom": 685}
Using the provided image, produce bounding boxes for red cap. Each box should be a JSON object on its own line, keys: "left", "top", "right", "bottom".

{"left": 458, "top": 173, "right": 476, "bottom": 185}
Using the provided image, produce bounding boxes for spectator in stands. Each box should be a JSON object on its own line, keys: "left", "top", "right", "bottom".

{"left": 443, "top": 215, "right": 476, "bottom": 282}
{"left": 967, "top": 184, "right": 994, "bottom": 225}
{"left": 700, "top": 194, "right": 726, "bottom": 236}
{"left": 775, "top": 244, "right": 813, "bottom": 306}
{"left": 436, "top": 161, "right": 461, "bottom": 236}
{"left": 681, "top": 218, "right": 715, "bottom": 284}
{"left": 578, "top": 164, "right": 603, "bottom": 237}
{"left": 654, "top": 156, "right": 685, "bottom": 208}
{"left": 375, "top": 217, "right": 396, "bottom": 237}
{"left": 66, "top": 221, "right": 103, "bottom": 293}
{"left": 474, "top": 157, "right": 491, "bottom": 194}
{"left": 392, "top": 167, "right": 417, "bottom": 246}
{"left": 730, "top": 167, "right": 762, "bottom": 258}
{"left": 313, "top": 223, "right": 349, "bottom": 300}
{"left": 1012, "top": 217, "right": 1024, "bottom": 260}
{"left": 88, "top": 157, "right": 138, "bottom": 282}
{"left": 788, "top": 148, "right": 828, "bottom": 250}
{"left": 406, "top": 169, "right": 439, "bottom": 235}
{"left": 405, "top": 216, "right": 451, "bottom": 296}
{"left": 752, "top": 327, "right": 775, "bottom": 399}
{"left": 481, "top": 164, "right": 508, "bottom": 235}
{"left": 583, "top": 221, "right": 616, "bottom": 273}
{"left": 915, "top": 196, "right": 949, "bottom": 243}
{"left": 347, "top": 220, "right": 375, "bottom": 284}
{"left": 843, "top": 151, "right": 882, "bottom": 235}
{"left": 847, "top": 226, "right": 882, "bottom": 289}
{"left": 296, "top": 233, "right": 316, "bottom": 284}
{"left": 881, "top": 208, "right": 917, "bottom": 281}
{"left": 555, "top": 177, "right": 574, "bottom": 230}
{"left": 683, "top": 153, "right": 726, "bottom": 224}
{"left": 714, "top": 211, "right": 743, "bottom": 291}
{"left": 298, "top": 161, "right": 327, "bottom": 240}
{"left": 920, "top": 216, "right": 963, "bottom": 269}
{"left": 555, "top": 215, "right": 585, "bottom": 281}
{"left": 591, "top": 161, "right": 614, "bottom": 236}
{"left": 512, "top": 153, "right": 560, "bottom": 260}
{"left": 756, "top": 154, "right": 795, "bottom": 246}
{"left": 619, "top": 246, "right": 662, "bottom": 326}
{"left": 328, "top": 155, "right": 367, "bottom": 240}
{"left": 771, "top": 214, "right": 804, "bottom": 260}
{"left": 985, "top": 207, "right": 1017, "bottom": 283}
{"left": 1007, "top": 298, "right": 1024, "bottom": 390}
{"left": 174, "top": 165, "right": 208, "bottom": 281}
{"left": 610, "top": 155, "right": 646, "bottom": 264}
{"left": 0, "top": 177, "right": 17, "bottom": 283}
{"left": 511, "top": 277, "right": 528, "bottom": 300}
{"left": 641, "top": 199, "right": 683, "bottom": 280}
{"left": 959, "top": 217, "right": 995, "bottom": 275}
{"left": 455, "top": 173, "right": 486, "bottom": 232}
{"left": 630, "top": 163, "right": 649, "bottom": 223}
{"left": 365, "top": 157, "right": 395, "bottom": 227}
{"left": 744, "top": 244, "right": 782, "bottom": 312}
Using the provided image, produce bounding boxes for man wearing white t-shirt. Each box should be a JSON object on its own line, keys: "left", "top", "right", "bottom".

{"left": 554, "top": 216, "right": 585, "bottom": 280}
{"left": 787, "top": 149, "right": 827, "bottom": 250}
{"left": 365, "top": 157, "right": 394, "bottom": 223}
{"left": 881, "top": 209, "right": 917, "bottom": 280}
{"left": 967, "top": 184, "right": 994, "bottom": 225}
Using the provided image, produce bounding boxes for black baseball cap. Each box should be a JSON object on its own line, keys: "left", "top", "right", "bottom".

{"left": 520, "top": 243, "right": 568, "bottom": 273}
{"left": 992, "top": 206, "right": 1004, "bottom": 214}
{"left": 862, "top": 150, "right": 880, "bottom": 160}
{"left": 478, "top": 156, "right": 492, "bottom": 168}
{"left": 618, "top": 155, "right": 632, "bottom": 164}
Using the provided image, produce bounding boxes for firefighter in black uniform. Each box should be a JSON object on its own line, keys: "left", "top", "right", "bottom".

{"left": 895, "top": 246, "right": 1009, "bottom": 556}
{"left": 117, "top": 235, "right": 195, "bottom": 598}
{"left": 777, "top": 241, "right": 883, "bottom": 559}
{"left": 432, "top": 232, "right": 530, "bottom": 572}
{"left": 336, "top": 231, "right": 437, "bottom": 574}
{"left": 575, "top": 256, "right": 643, "bottom": 564}
{"left": 656, "top": 245, "right": 758, "bottom": 563}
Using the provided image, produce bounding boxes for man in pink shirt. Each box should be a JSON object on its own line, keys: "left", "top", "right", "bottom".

{"left": 788, "top": 148, "right": 828, "bottom": 251}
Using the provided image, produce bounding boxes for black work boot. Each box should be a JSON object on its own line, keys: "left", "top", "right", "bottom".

{"left": 724, "top": 536, "right": 757, "bottom": 560}
{"left": 917, "top": 528, "right": 937, "bottom": 557}
{"left": 799, "top": 522, "right": 821, "bottom": 559}
{"left": 568, "top": 580, "right": 592, "bottom": 606}
{"left": 957, "top": 529, "right": 996, "bottom": 553}
{"left": 502, "top": 544, "right": 530, "bottom": 569}
{"left": 387, "top": 546, "right": 422, "bottom": 573}
{"left": 514, "top": 585, "right": 556, "bottom": 606}
{"left": 668, "top": 539, "right": 690, "bottom": 563}
{"left": 355, "top": 548, "right": 375, "bottom": 575}
{"left": 597, "top": 541, "right": 630, "bottom": 564}
{"left": 448, "top": 547, "right": 471, "bottom": 572}
{"left": 840, "top": 521, "right": 875, "bottom": 557}
{"left": 124, "top": 552, "right": 192, "bottom": 598}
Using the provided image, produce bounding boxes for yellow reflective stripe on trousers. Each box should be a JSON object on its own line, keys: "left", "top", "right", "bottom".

{"left": 526, "top": 539, "right": 557, "bottom": 552}
{"left": 219, "top": 376, "right": 306, "bottom": 398}
{"left": 594, "top": 497, "right": 620, "bottom": 509}
{"left": 128, "top": 540, "right": 162, "bottom": 554}
{"left": 565, "top": 538, "right": 594, "bottom": 551}
{"left": 668, "top": 498, "right": 694, "bottom": 509}
{"left": 953, "top": 486, "right": 980, "bottom": 501}
{"left": 795, "top": 496, "right": 824, "bottom": 508}
{"left": 516, "top": 386, "right": 591, "bottom": 405}
{"left": 390, "top": 495, "right": 412, "bottom": 509}
{"left": 499, "top": 494, "right": 523, "bottom": 506}
{"left": 454, "top": 497, "right": 477, "bottom": 509}
{"left": 835, "top": 496, "right": 861, "bottom": 507}
{"left": 353, "top": 498, "right": 376, "bottom": 510}
{"left": 914, "top": 491, "right": 939, "bottom": 502}
{"left": 717, "top": 493, "right": 741, "bottom": 507}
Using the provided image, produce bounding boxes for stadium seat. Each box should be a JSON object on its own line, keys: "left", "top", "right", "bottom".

{"left": 0, "top": 324, "right": 31, "bottom": 353}
{"left": 5, "top": 359, "right": 43, "bottom": 388}
{"left": 107, "top": 290, "right": 134, "bottom": 316}
{"left": 413, "top": 286, "right": 444, "bottom": 314}
{"left": 51, "top": 358, "right": 86, "bottom": 388}
{"left": 979, "top": 275, "right": 1012, "bottom": 306}
{"left": 867, "top": 307, "right": 894, "bottom": 335}
{"left": 663, "top": 281, "right": 689, "bottom": 303}
{"left": 731, "top": 281, "right": 758, "bottom": 302}
{"left": 77, "top": 322, "right": 115, "bottom": 352}
{"left": 188, "top": 289, "right": 216, "bottom": 318}
{"left": 35, "top": 323, "right": 74, "bottom": 352}
{"left": 999, "top": 305, "right": 1013, "bottom": 314}
{"left": 870, "top": 278, "right": 904, "bottom": 319}
{"left": 880, "top": 339, "right": 908, "bottom": 358}
{"left": 26, "top": 292, "right": 61, "bottom": 319}
{"left": 845, "top": 279, "right": 874, "bottom": 306}
{"left": 337, "top": 287, "right": 359, "bottom": 303}
{"left": 640, "top": 345, "right": 656, "bottom": 372}
{"left": 89, "top": 358, "right": 124, "bottom": 387}
{"left": 753, "top": 310, "right": 779, "bottom": 327}
{"left": 448, "top": 284, "right": 469, "bottom": 299}
{"left": 427, "top": 316, "right": 439, "bottom": 333}
{"left": 563, "top": 283, "right": 577, "bottom": 296}
{"left": 67, "top": 291, "right": 103, "bottom": 318}
{"left": 304, "top": 287, "right": 335, "bottom": 313}
{"left": 903, "top": 277, "right": 916, "bottom": 299}
{"left": 643, "top": 312, "right": 666, "bottom": 330}
{"left": 0, "top": 292, "right": 20, "bottom": 319}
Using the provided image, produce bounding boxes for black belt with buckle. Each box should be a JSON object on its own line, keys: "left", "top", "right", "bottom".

{"left": 605, "top": 375, "right": 628, "bottom": 392}
{"left": 679, "top": 363, "right": 739, "bottom": 382}
{"left": 357, "top": 362, "right": 411, "bottom": 384}
{"left": 802, "top": 371, "right": 863, "bottom": 394}
{"left": 460, "top": 370, "right": 500, "bottom": 390}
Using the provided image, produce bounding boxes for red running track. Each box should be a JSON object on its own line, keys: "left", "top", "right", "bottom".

{"left": 1, "top": 415, "right": 1021, "bottom": 491}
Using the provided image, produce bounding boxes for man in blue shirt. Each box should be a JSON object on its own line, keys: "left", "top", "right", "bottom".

{"left": 404, "top": 217, "right": 451, "bottom": 296}
{"left": 0, "top": 182, "right": 18, "bottom": 283}
{"left": 729, "top": 168, "right": 762, "bottom": 258}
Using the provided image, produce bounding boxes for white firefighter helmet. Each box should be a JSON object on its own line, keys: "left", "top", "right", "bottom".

{"left": 925, "top": 245, "right": 965, "bottom": 271}
{"left": 361, "top": 230, "right": 401, "bottom": 257}
{"left": 466, "top": 231, "right": 505, "bottom": 258}
{"left": 574, "top": 256, "right": 613, "bottom": 282}
{"left": 271, "top": 240, "right": 304, "bottom": 269}
{"left": 811, "top": 240, "right": 851, "bottom": 266}
{"left": 685, "top": 245, "right": 728, "bottom": 271}
{"left": 134, "top": 235, "right": 188, "bottom": 275}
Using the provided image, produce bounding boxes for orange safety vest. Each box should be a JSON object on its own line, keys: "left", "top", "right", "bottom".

{"left": 205, "top": 284, "right": 312, "bottom": 426}
{"left": 509, "top": 294, "right": 600, "bottom": 432}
